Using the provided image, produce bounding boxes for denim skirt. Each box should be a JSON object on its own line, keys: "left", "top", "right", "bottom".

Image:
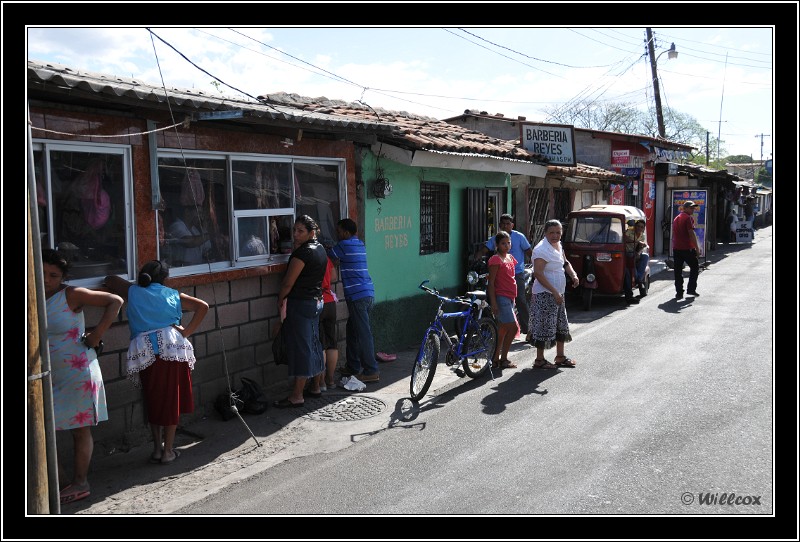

{"left": 284, "top": 297, "right": 325, "bottom": 378}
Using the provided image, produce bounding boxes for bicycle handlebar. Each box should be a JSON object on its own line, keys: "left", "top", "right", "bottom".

{"left": 418, "top": 280, "right": 471, "bottom": 306}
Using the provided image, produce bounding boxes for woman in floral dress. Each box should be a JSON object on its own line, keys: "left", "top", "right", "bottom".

{"left": 43, "top": 249, "right": 122, "bottom": 505}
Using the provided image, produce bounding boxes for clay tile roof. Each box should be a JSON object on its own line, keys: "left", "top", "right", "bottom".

{"left": 259, "top": 92, "right": 548, "bottom": 164}
{"left": 548, "top": 163, "right": 627, "bottom": 181}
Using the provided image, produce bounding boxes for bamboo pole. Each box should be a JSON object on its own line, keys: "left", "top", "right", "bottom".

{"left": 27, "top": 171, "right": 50, "bottom": 514}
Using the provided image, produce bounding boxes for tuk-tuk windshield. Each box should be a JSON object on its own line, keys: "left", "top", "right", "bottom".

{"left": 565, "top": 216, "right": 625, "bottom": 244}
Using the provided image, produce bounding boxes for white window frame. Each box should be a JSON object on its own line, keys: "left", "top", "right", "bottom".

{"left": 32, "top": 139, "right": 135, "bottom": 285}
{"left": 156, "top": 149, "right": 347, "bottom": 275}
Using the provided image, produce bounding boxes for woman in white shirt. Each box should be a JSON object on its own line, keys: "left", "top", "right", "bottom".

{"left": 529, "top": 220, "right": 580, "bottom": 369}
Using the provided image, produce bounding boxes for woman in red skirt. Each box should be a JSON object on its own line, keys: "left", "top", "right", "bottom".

{"left": 105, "top": 261, "right": 208, "bottom": 464}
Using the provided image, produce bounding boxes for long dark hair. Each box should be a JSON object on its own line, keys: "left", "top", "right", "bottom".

{"left": 494, "top": 230, "right": 511, "bottom": 252}
{"left": 41, "top": 248, "right": 70, "bottom": 277}
{"left": 137, "top": 260, "right": 169, "bottom": 287}
{"left": 295, "top": 215, "right": 319, "bottom": 237}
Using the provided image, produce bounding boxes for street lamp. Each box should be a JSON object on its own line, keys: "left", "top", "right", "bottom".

{"left": 646, "top": 28, "right": 678, "bottom": 139}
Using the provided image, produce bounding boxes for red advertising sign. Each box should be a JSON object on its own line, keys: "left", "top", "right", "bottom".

{"left": 611, "top": 150, "right": 630, "bottom": 165}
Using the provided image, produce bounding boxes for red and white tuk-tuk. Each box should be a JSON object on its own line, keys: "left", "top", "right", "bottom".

{"left": 563, "top": 205, "right": 651, "bottom": 310}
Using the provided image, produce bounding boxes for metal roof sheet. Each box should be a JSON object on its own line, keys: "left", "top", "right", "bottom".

{"left": 27, "top": 60, "right": 393, "bottom": 133}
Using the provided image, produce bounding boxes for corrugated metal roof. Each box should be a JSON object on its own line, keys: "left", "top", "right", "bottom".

{"left": 27, "top": 60, "right": 393, "bottom": 133}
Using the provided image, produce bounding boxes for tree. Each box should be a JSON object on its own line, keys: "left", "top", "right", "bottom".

{"left": 755, "top": 167, "right": 772, "bottom": 187}
{"left": 545, "top": 100, "right": 645, "bottom": 133}
{"left": 543, "top": 100, "right": 726, "bottom": 164}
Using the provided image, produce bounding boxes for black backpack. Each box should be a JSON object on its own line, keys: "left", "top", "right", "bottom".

{"left": 214, "top": 377, "right": 269, "bottom": 420}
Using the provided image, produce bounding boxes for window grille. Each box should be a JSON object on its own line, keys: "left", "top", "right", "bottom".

{"left": 420, "top": 181, "right": 449, "bottom": 255}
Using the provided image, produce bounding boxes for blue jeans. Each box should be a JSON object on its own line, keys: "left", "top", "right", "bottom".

{"left": 623, "top": 268, "right": 635, "bottom": 298}
{"left": 634, "top": 254, "right": 649, "bottom": 284}
{"left": 345, "top": 296, "right": 378, "bottom": 376}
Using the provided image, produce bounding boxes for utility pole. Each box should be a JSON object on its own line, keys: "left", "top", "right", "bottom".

{"left": 646, "top": 28, "right": 666, "bottom": 139}
{"left": 754, "top": 133, "right": 770, "bottom": 162}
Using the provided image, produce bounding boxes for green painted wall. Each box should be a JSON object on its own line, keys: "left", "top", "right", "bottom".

{"left": 358, "top": 148, "right": 510, "bottom": 351}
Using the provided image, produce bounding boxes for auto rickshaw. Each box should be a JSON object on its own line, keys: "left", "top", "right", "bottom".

{"left": 563, "top": 204, "right": 651, "bottom": 310}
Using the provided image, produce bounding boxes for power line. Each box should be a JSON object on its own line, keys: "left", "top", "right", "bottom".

{"left": 455, "top": 28, "right": 620, "bottom": 69}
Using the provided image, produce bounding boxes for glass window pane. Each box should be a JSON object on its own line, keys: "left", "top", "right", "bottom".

{"left": 238, "top": 216, "right": 269, "bottom": 256}
{"left": 294, "top": 162, "right": 341, "bottom": 247}
{"left": 274, "top": 214, "right": 295, "bottom": 254}
{"left": 49, "top": 150, "right": 127, "bottom": 279}
{"left": 232, "top": 160, "right": 292, "bottom": 210}
{"left": 33, "top": 149, "right": 49, "bottom": 246}
{"left": 237, "top": 213, "right": 295, "bottom": 256}
{"left": 157, "top": 158, "right": 230, "bottom": 268}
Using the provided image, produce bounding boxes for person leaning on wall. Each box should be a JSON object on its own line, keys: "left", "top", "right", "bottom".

{"left": 104, "top": 260, "right": 208, "bottom": 465}
{"left": 42, "top": 248, "right": 123, "bottom": 506}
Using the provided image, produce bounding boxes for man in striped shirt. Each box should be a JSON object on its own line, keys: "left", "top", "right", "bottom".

{"left": 329, "top": 218, "right": 379, "bottom": 382}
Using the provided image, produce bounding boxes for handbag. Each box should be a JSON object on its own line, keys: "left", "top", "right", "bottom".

{"left": 272, "top": 323, "right": 288, "bottom": 366}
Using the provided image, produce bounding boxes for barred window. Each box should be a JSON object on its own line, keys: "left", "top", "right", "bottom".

{"left": 420, "top": 181, "right": 449, "bottom": 255}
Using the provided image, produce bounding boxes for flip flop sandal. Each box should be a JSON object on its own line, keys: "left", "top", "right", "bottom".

{"left": 60, "top": 484, "right": 90, "bottom": 505}
{"left": 160, "top": 448, "right": 181, "bottom": 465}
{"left": 500, "top": 360, "right": 518, "bottom": 369}
{"left": 533, "top": 359, "right": 557, "bottom": 370}
{"left": 555, "top": 357, "right": 577, "bottom": 368}
{"left": 148, "top": 453, "right": 163, "bottom": 464}
{"left": 272, "top": 397, "right": 305, "bottom": 409}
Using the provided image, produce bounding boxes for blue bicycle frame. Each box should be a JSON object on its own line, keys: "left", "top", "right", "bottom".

{"left": 409, "top": 280, "right": 498, "bottom": 402}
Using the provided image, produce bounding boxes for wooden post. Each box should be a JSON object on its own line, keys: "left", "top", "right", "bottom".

{"left": 27, "top": 190, "right": 50, "bottom": 514}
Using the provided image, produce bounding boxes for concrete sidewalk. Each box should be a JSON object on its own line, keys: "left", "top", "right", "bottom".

{"left": 67, "top": 335, "right": 476, "bottom": 515}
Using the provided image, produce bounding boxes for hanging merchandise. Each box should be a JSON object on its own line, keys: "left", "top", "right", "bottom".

{"left": 180, "top": 168, "right": 205, "bottom": 206}
{"left": 77, "top": 160, "right": 111, "bottom": 229}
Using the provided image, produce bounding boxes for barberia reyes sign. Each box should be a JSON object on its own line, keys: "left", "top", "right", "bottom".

{"left": 520, "top": 123, "right": 576, "bottom": 166}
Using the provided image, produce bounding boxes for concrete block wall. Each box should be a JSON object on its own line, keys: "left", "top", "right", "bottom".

{"left": 85, "top": 274, "right": 348, "bottom": 452}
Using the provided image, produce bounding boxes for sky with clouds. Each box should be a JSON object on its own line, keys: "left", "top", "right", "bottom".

{"left": 27, "top": 26, "right": 775, "bottom": 160}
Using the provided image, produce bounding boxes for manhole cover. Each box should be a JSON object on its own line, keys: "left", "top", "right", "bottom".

{"left": 301, "top": 394, "right": 386, "bottom": 422}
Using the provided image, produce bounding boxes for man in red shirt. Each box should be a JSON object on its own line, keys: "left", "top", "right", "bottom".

{"left": 671, "top": 201, "right": 701, "bottom": 299}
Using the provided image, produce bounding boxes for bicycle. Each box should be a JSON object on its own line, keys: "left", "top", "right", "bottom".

{"left": 409, "top": 280, "right": 499, "bottom": 402}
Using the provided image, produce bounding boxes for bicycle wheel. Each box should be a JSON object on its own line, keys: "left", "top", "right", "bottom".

{"left": 410, "top": 331, "right": 440, "bottom": 402}
{"left": 462, "top": 316, "right": 497, "bottom": 378}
